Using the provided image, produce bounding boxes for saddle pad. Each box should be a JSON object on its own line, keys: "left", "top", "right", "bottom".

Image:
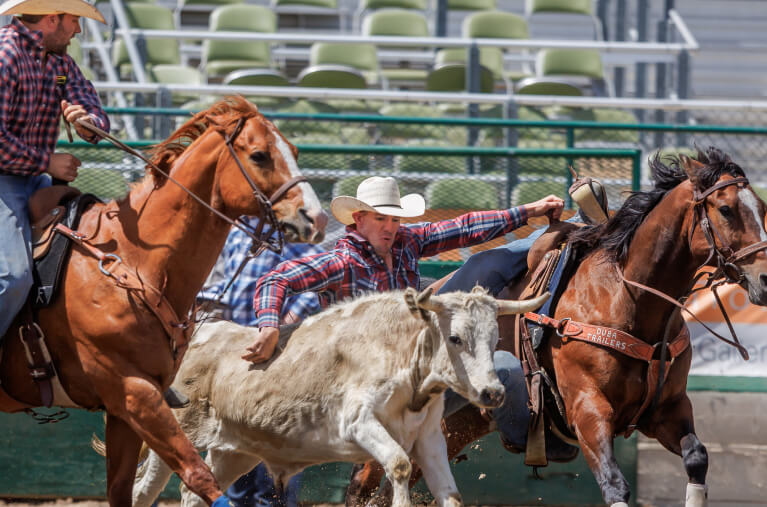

{"left": 527, "top": 241, "right": 576, "bottom": 349}
{"left": 31, "top": 193, "right": 102, "bottom": 309}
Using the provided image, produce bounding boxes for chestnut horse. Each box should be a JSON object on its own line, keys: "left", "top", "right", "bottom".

{"left": 0, "top": 97, "right": 327, "bottom": 505}
{"left": 348, "top": 147, "right": 767, "bottom": 507}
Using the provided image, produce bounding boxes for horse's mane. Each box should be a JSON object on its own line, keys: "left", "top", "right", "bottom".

{"left": 568, "top": 146, "right": 746, "bottom": 264}
{"left": 143, "top": 96, "right": 260, "bottom": 186}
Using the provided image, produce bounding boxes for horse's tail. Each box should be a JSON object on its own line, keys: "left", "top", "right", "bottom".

{"left": 90, "top": 432, "right": 151, "bottom": 462}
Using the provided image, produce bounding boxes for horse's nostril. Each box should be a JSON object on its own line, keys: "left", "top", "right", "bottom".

{"left": 760, "top": 273, "right": 767, "bottom": 288}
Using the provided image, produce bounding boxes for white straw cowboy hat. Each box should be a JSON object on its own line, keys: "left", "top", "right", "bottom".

{"left": 0, "top": 0, "right": 105, "bottom": 23}
{"left": 331, "top": 176, "right": 425, "bottom": 225}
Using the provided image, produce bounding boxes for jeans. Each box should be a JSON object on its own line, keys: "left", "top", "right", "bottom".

{"left": 0, "top": 173, "right": 51, "bottom": 337}
{"left": 227, "top": 464, "right": 302, "bottom": 507}
{"left": 438, "top": 227, "right": 547, "bottom": 297}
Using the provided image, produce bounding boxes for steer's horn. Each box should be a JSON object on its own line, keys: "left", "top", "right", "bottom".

{"left": 497, "top": 292, "right": 550, "bottom": 316}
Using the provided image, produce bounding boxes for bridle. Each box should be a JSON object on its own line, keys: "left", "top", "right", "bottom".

{"left": 74, "top": 116, "right": 306, "bottom": 256}
{"left": 690, "top": 176, "right": 767, "bottom": 286}
{"left": 623, "top": 174, "right": 767, "bottom": 363}
{"left": 223, "top": 116, "right": 306, "bottom": 255}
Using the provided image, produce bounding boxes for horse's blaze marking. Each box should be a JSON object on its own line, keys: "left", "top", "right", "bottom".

{"left": 585, "top": 328, "right": 627, "bottom": 351}
{"left": 739, "top": 188, "right": 767, "bottom": 242}
{"left": 270, "top": 127, "right": 321, "bottom": 211}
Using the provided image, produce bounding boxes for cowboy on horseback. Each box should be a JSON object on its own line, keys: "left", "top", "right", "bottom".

{"left": 0, "top": 0, "right": 109, "bottom": 338}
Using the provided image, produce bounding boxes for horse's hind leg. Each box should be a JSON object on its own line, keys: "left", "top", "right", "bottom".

{"left": 644, "top": 394, "right": 708, "bottom": 507}
{"left": 571, "top": 399, "right": 631, "bottom": 506}
{"left": 100, "top": 375, "right": 223, "bottom": 505}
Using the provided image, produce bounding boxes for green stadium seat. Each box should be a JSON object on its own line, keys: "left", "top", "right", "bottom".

{"left": 354, "top": 0, "right": 428, "bottom": 32}
{"left": 425, "top": 62, "right": 495, "bottom": 94}
{"left": 362, "top": 9, "right": 430, "bottom": 87}
{"left": 525, "top": 0, "right": 604, "bottom": 40}
{"left": 515, "top": 78, "right": 584, "bottom": 96}
{"left": 462, "top": 10, "right": 532, "bottom": 83}
{"left": 426, "top": 178, "right": 500, "bottom": 210}
{"left": 112, "top": 3, "right": 180, "bottom": 77}
{"left": 535, "top": 48, "right": 610, "bottom": 96}
{"left": 203, "top": 5, "right": 276, "bottom": 79}
{"left": 222, "top": 69, "right": 291, "bottom": 110}
{"left": 305, "top": 42, "right": 382, "bottom": 87}
{"left": 148, "top": 64, "right": 203, "bottom": 106}
{"left": 433, "top": 47, "right": 508, "bottom": 92}
{"left": 448, "top": 0, "right": 495, "bottom": 10}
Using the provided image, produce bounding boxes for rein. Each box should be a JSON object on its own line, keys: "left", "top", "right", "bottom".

{"left": 73, "top": 118, "right": 306, "bottom": 256}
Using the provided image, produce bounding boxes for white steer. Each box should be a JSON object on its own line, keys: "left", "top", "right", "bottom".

{"left": 133, "top": 287, "right": 548, "bottom": 507}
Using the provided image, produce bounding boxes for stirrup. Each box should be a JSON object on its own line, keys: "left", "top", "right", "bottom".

{"left": 568, "top": 168, "right": 609, "bottom": 225}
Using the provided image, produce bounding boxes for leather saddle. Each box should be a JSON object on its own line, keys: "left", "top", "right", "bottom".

{"left": 28, "top": 185, "right": 101, "bottom": 309}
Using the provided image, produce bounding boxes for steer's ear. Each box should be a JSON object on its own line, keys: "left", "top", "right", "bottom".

{"left": 405, "top": 287, "right": 431, "bottom": 321}
{"left": 496, "top": 292, "right": 550, "bottom": 316}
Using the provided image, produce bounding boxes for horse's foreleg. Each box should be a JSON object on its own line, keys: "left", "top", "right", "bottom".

{"left": 644, "top": 394, "right": 708, "bottom": 507}
{"left": 105, "top": 413, "right": 143, "bottom": 505}
{"left": 102, "top": 376, "right": 223, "bottom": 505}
{"left": 571, "top": 399, "right": 631, "bottom": 506}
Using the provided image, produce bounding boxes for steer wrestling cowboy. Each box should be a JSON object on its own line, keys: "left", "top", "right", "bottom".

{"left": 245, "top": 175, "right": 577, "bottom": 462}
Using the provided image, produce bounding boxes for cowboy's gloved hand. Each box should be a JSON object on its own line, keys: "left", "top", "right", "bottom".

{"left": 524, "top": 194, "right": 564, "bottom": 220}
{"left": 242, "top": 326, "right": 279, "bottom": 364}
{"left": 47, "top": 153, "right": 82, "bottom": 182}
{"left": 61, "top": 100, "right": 98, "bottom": 141}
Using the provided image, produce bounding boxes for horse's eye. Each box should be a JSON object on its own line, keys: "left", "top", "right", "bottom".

{"left": 719, "top": 205, "right": 733, "bottom": 218}
{"left": 449, "top": 335, "right": 462, "bottom": 346}
{"left": 250, "top": 151, "right": 268, "bottom": 164}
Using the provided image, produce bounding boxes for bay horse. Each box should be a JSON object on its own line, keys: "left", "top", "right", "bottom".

{"left": 348, "top": 147, "right": 767, "bottom": 507}
{"left": 0, "top": 96, "right": 327, "bottom": 505}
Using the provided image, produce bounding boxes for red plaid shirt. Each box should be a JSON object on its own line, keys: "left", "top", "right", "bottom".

{"left": 254, "top": 207, "right": 527, "bottom": 328}
{"left": 0, "top": 18, "right": 109, "bottom": 176}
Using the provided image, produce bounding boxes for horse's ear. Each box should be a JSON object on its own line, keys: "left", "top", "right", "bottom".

{"left": 679, "top": 154, "right": 706, "bottom": 189}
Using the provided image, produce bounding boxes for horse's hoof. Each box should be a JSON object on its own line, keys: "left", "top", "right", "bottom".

{"left": 164, "top": 387, "right": 190, "bottom": 408}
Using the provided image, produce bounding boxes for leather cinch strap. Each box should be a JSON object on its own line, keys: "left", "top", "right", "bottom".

{"left": 524, "top": 312, "right": 691, "bottom": 437}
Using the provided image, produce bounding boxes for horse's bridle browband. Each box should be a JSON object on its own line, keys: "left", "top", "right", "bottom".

{"left": 74, "top": 117, "right": 305, "bottom": 256}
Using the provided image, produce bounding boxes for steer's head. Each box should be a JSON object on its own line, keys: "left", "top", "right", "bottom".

{"left": 406, "top": 286, "right": 549, "bottom": 410}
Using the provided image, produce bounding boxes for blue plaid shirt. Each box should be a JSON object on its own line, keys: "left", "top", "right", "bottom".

{"left": 255, "top": 207, "right": 528, "bottom": 328}
{"left": 0, "top": 18, "right": 109, "bottom": 176}
{"left": 200, "top": 218, "right": 323, "bottom": 326}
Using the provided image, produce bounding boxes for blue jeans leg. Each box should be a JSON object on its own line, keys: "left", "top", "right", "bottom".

{"left": 227, "top": 463, "right": 302, "bottom": 507}
{"left": 443, "top": 350, "right": 529, "bottom": 448}
{"left": 0, "top": 173, "right": 51, "bottom": 337}
{"left": 437, "top": 228, "right": 547, "bottom": 297}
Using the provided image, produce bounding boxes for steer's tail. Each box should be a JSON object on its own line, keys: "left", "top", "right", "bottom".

{"left": 133, "top": 448, "right": 174, "bottom": 507}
